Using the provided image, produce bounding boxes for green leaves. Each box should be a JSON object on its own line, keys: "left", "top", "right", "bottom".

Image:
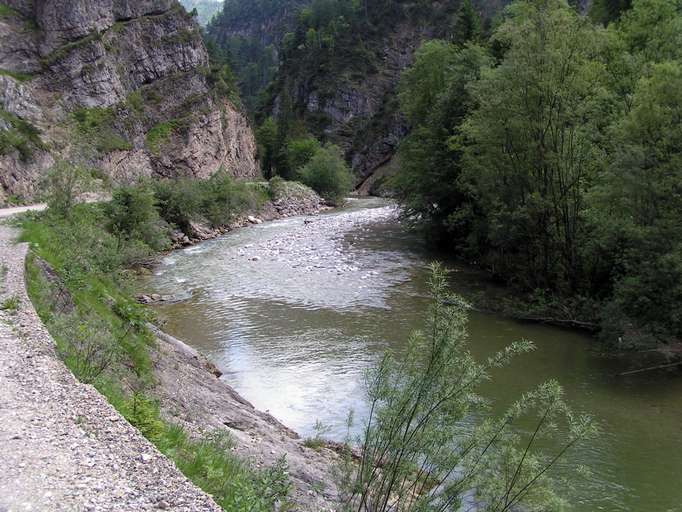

{"left": 348, "top": 264, "right": 596, "bottom": 512}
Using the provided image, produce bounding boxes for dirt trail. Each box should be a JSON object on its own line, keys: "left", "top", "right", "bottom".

{"left": 0, "top": 220, "right": 221, "bottom": 512}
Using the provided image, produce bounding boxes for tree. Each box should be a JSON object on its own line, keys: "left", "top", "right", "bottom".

{"left": 105, "top": 185, "right": 167, "bottom": 251}
{"left": 591, "top": 61, "right": 682, "bottom": 344}
{"left": 286, "top": 136, "right": 322, "bottom": 173}
{"left": 462, "top": 0, "right": 607, "bottom": 292}
{"left": 256, "top": 117, "right": 279, "bottom": 179}
{"left": 297, "top": 143, "right": 352, "bottom": 204}
{"left": 394, "top": 42, "right": 490, "bottom": 250}
{"left": 43, "top": 161, "right": 91, "bottom": 218}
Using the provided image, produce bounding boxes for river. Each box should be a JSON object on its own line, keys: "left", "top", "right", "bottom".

{"left": 144, "top": 198, "right": 682, "bottom": 512}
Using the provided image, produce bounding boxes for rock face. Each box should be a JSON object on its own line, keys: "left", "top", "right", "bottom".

{"left": 210, "top": 0, "right": 508, "bottom": 188}
{"left": 0, "top": 0, "right": 259, "bottom": 204}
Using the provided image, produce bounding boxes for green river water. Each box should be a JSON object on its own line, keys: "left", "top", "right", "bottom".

{"left": 145, "top": 199, "right": 682, "bottom": 512}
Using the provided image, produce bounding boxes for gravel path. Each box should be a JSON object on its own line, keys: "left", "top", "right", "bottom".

{"left": 0, "top": 221, "right": 221, "bottom": 512}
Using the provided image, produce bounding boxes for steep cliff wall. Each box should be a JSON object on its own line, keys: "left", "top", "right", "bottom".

{"left": 0, "top": 0, "right": 258, "bottom": 204}
{"left": 208, "top": 0, "right": 508, "bottom": 188}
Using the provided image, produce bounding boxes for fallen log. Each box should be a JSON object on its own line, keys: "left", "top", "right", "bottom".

{"left": 618, "top": 361, "right": 682, "bottom": 376}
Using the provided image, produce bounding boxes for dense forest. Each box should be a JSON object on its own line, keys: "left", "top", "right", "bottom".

{"left": 203, "top": 0, "right": 682, "bottom": 350}
{"left": 393, "top": 0, "right": 682, "bottom": 348}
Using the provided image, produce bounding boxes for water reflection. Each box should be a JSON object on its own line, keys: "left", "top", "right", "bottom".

{"left": 145, "top": 200, "right": 682, "bottom": 512}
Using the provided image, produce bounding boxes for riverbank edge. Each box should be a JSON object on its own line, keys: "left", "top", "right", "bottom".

{"left": 8, "top": 188, "right": 343, "bottom": 510}
{"left": 0, "top": 223, "right": 223, "bottom": 511}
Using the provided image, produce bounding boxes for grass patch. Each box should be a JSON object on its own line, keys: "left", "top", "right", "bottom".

{"left": 126, "top": 90, "right": 144, "bottom": 114}
{"left": 0, "top": 68, "right": 33, "bottom": 82}
{"left": 0, "top": 4, "right": 17, "bottom": 17}
{"left": 72, "top": 107, "right": 132, "bottom": 154}
{"left": 144, "top": 120, "right": 177, "bottom": 154}
{"left": 0, "top": 108, "right": 43, "bottom": 160}
{"left": 0, "top": 295, "right": 19, "bottom": 312}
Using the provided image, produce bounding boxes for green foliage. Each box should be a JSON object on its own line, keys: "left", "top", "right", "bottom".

{"left": 201, "top": 173, "right": 263, "bottom": 227}
{"left": 462, "top": 0, "right": 606, "bottom": 292}
{"left": 286, "top": 136, "right": 321, "bottom": 173}
{"left": 145, "top": 121, "right": 177, "bottom": 154}
{"left": 42, "top": 161, "right": 92, "bottom": 219}
{"left": 296, "top": 143, "right": 351, "bottom": 204}
{"left": 126, "top": 90, "right": 144, "bottom": 113}
{"left": 347, "top": 265, "right": 596, "bottom": 511}
{"left": 0, "top": 295, "right": 20, "bottom": 312}
{"left": 21, "top": 169, "right": 292, "bottom": 511}
{"left": 0, "top": 108, "right": 43, "bottom": 160}
{"left": 106, "top": 186, "right": 169, "bottom": 252}
{"left": 590, "top": 0, "right": 632, "bottom": 24}
{"left": 153, "top": 174, "right": 266, "bottom": 231}
{"left": 204, "top": 39, "right": 241, "bottom": 105}
{"left": 393, "top": 0, "right": 682, "bottom": 346}
{"left": 72, "top": 107, "right": 131, "bottom": 154}
{"left": 303, "top": 419, "right": 331, "bottom": 450}
{"left": 158, "top": 428, "right": 291, "bottom": 511}
{"left": 0, "top": 3, "right": 18, "bottom": 17}
{"left": 256, "top": 117, "right": 280, "bottom": 178}
{"left": 393, "top": 42, "right": 490, "bottom": 251}
{"left": 0, "top": 68, "right": 33, "bottom": 82}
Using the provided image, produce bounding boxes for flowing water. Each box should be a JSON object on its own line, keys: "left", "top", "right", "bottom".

{"left": 144, "top": 199, "right": 682, "bottom": 512}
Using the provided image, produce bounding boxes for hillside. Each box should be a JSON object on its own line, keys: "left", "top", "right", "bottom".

{"left": 206, "top": 0, "right": 310, "bottom": 111}
{"left": 0, "top": 0, "right": 258, "bottom": 205}
{"left": 179, "top": 0, "right": 223, "bottom": 25}
{"left": 207, "top": 0, "right": 507, "bottom": 187}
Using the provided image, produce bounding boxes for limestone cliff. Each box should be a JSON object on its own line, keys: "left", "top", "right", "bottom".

{"left": 0, "top": 0, "right": 258, "bottom": 205}
{"left": 208, "top": 0, "right": 508, "bottom": 189}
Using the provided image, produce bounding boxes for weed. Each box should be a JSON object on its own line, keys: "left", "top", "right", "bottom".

{"left": 0, "top": 295, "right": 20, "bottom": 312}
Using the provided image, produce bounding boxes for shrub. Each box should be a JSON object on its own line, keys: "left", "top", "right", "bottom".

{"left": 286, "top": 136, "right": 321, "bottom": 175}
{"left": 346, "top": 265, "right": 596, "bottom": 511}
{"left": 153, "top": 175, "right": 264, "bottom": 232}
{"left": 106, "top": 185, "right": 169, "bottom": 252}
{"left": 296, "top": 143, "right": 352, "bottom": 205}
{"left": 201, "top": 174, "right": 257, "bottom": 227}
{"left": 152, "top": 179, "right": 203, "bottom": 232}
{"left": 42, "top": 161, "right": 91, "bottom": 218}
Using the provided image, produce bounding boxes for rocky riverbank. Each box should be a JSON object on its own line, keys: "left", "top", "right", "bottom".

{"left": 0, "top": 183, "right": 343, "bottom": 511}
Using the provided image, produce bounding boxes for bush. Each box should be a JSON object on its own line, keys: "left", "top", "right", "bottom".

{"left": 43, "top": 161, "right": 91, "bottom": 218}
{"left": 153, "top": 175, "right": 264, "bottom": 231}
{"left": 297, "top": 143, "right": 352, "bottom": 205}
{"left": 106, "top": 185, "right": 169, "bottom": 252}
{"left": 200, "top": 173, "right": 261, "bottom": 227}
{"left": 346, "top": 265, "right": 596, "bottom": 511}
{"left": 286, "top": 136, "right": 321, "bottom": 174}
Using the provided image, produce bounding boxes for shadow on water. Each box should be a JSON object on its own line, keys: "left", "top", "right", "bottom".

{"left": 143, "top": 199, "right": 682, "bottom": 512}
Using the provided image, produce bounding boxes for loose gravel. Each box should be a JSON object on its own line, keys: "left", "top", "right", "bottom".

{"left": 0, "top": 221, "right": 221, "bottom": 512}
